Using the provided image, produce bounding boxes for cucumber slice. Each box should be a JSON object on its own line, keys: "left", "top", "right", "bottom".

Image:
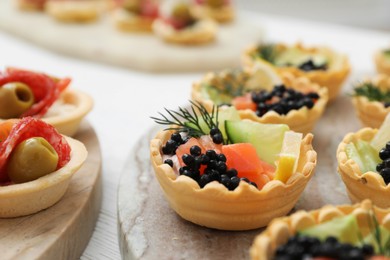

{"left": 355, "top": 139, "right": 381, "bottom": 173}
{"left": 299, "top": 215, "right": 361, "bottom": 245}
{"left": 370, "top": 113, "right": 390, "bottom": 152}
{"left": 185, "top": 106, "right": 240, "bottom": 141}
{"left": 225, "top": 120, "right": 289, "bottom": 164}
{"left": 345, "top": 142, "right": 366, "bottom": 173}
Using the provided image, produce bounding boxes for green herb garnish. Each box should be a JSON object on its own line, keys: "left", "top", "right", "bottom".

{"left": 254, "top": 43, "right": 278, "bottom": 64}
{"left": 151, "top": 101, "right": 220, "bottom": 140}
{"left": 353, "top": 82, "right": 390, "bottom": 103}
{"left": 366, "top": 208, "right": 390, "bottom": 256}
{"left": 202, "top": 69, "right": 250, "bottom": 99}
{"left": 383, "top": 49, "right": 390, "bottom": 56}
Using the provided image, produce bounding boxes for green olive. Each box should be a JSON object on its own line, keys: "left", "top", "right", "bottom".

{"left": 0, "top": 82, "right": 34, "bottom": 119}
{"left": 172, "top": 3, "right": 192, "bottom": 22}
{"left": 7, "top": 137, "right": 59, "bottom": 184}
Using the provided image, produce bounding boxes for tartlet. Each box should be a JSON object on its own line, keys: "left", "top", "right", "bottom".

{"left": 337, "top": 127, "right": 390, "bottom": 208}
{"left": 352, "top": 74, "right": 390, "bottom": 129}
{"left": 113, "top": 0, "right": 159, "bottom": 32}
{"left": 242, "top": 42, "right": 351, "bottom": 101}
{"left": 153, "top": 0, "right": 217, "bottom": 45}
{"left": 0, "top": 68, "right": 93, "bottom": 136}
{"left": 250, "top": 200, "right": 390, "bottom": 260}
{"left": 45, "top": 0, "right": 104, "bottom": 22}
{"left": 16, "top": 0, "right": 47, "bottom": 11}
{"left": 191, "top": 70, "right": 328, "bottom": 134}
{"left": 0, "top": 136, "right": 87, "bottom": 218}
{"left": 374, "top": 48, "right": 390, "bottom": 75}
{"left": 150, "top": 127, "right": 316, "bottom": 230}
{"left": 191, "top": 0, "right": 234, "bottom": 23}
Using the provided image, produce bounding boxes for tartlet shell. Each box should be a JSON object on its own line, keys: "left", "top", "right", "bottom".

{"left": 152, "top": 19, "right": 217, "bottom": 45}
{"left": 191, "top": 72, "right": 328, "bottom": 135}
{"left": 191, "top": 4, "right": 234, "bottom": 23}
{"left": 250, "top": 200, "right": 390, "bottom": 260}
{"left": 241, "top": 43, "right": 351, "bottom": 101}
{"left": 337, "top": 127, "right": 390, "bottom": 208}
{"left": 150, "top": 129, "right": 317, "bottom": 231}
{"left": 374, "top": 50, "right": 390, "bottom": 75}
{"left": 352, "top": 74, "right": 390, "bottom": 128}
{"left": 45, "top": 0, "right": 103, "bottom": 22}
{"left": 0, "top": 88, "right": 94, "bottom": 137}
{"left": 113, "top": 8, "right": 154, "bottom": 32}
{"left": 0, "top": 136, "right": 88, "bottom": 218}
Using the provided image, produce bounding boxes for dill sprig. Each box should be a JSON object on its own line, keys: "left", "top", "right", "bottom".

{"left": 254, "top": 43, "right": 278, "bottom": 64}
{"left": 151, "top": 101, "right": 219, "bottom": 139}
{"left": 366, "top": 208, "right": 390, "bottom": 256}
{"left": 353, "top": 82, "right": 390, "bottom": 103}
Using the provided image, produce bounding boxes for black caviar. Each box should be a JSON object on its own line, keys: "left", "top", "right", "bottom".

{"left": 251, "top": 84, "right": 320, "bottom": 117}
{"left": 298, "top": 59, "right": 327, "bottom": 71}
{"left": 162, "top": 133, "right": 188, "bottom": 155}
{"left": 376, "top": 141, "right": 390, "bottom": 184}
{"left": 275, "top": 235, "right": 374, "bottom": 260}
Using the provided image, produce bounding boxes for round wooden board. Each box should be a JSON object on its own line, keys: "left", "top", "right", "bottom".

{"left": 118, "top": 91, "right": 364, "bottom": 259}
{"left": 0, "top": 0, "right": 263, "bottom": 73}
{"left": 0, "top": 121, "right": 102, "bottom": 260}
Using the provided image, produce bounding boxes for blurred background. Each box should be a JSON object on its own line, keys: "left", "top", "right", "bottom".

{"left": 237, "top": 0, "right": 390, "bottom": 31}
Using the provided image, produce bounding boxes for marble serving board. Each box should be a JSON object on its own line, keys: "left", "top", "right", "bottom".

{"left": 0, "top": 0, "right": 263, "bottom": 73}
{"left": 117, "top": 89, "right": 366, "bottom": 259}
{"left": 0, "top": 122, "right": 102, "bottom": 260}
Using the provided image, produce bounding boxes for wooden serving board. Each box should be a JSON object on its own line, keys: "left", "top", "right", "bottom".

{"left": 117, "top": 91, "right": 363, "bottom": 259}
{"left": 0, "top": 121, "right": 102, "bottom": 260}
{"left": 0, "top": 0, "right": 263, "bottom": 73}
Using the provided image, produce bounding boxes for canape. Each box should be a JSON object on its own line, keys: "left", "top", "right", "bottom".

{"left": 191, "top": 67, "right": 328, "bottom": 134}
{"left": 352, "top": 74, "right": 390, "bottom": 129}
{"left": 0, "top": 117, "right": 87, "bottom": 218}
{"left": 45, "top": 0, "right": 104, "bottom": 22}
{"left": 153, "top": 0, "right": 217, "bottom": 45}
{"left": 16, "top": 0, "right": 47, "bottom": 11}
{"left": 0, "top": 67, "right": 93, "bottom": 136}
{"left": 150, "top": 102, "right": 316, "bottom": 230}
{"left": 242, "top": 42, "right": 350, "bottom": 101}
{"left": 251, "top": 200, "right": 390, "bottom": 259}
{"left": 337, "top": 114, "right": 390, "bottom": 208}
{"left": 113, "top": 0, "right": 159, "bottom": 32}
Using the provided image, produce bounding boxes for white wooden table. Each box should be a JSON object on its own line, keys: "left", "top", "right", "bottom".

{"left": 0, "top": 10, "right": 389, "bottom": 260}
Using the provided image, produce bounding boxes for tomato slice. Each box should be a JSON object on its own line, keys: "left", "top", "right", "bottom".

{"left": 0, "top": 117, "right": 71, "bottom": 182}
{"left": 0, "top": 68, "right": 71, "bottom": 118}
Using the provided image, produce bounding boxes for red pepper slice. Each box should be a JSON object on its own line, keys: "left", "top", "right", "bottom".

{"left": 0, "top": 117, "right": 71, "bottom": 182}
{"left": 0, "top": 68, "right": 71, "bottom": 118}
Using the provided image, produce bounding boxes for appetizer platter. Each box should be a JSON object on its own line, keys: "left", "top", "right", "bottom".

{"left": 0, "top": 0, "right": 263, "bottom": 72}
{"left": 0, "top": 120, "right": 102, "bottom": 259}
{"left": 117, "top": 85, "right": 372, "bottom": 258}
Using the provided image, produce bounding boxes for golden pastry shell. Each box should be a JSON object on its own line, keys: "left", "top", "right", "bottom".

{"left": 43, "top": 88, "right": 93, "bottom": 136}
{"left": 374, "top": 49, "right": 390, "bottom": 75}
{"left": 0, "top": 88, "right": 93, "bottom": 137}
{"left": 152, "top": 18, "right": 217, "bottom": 45}
{"left": 0, "top": 136, "right": 88, "bottom": 218}
{"left": 191, "top": 72, "right": 328, "bottom": 135}
{"left": 45, "top": 0, "right": 104, "bottom": 22}
{"left": 337, "top": 127, "right": 390, "bottom": 208}
{"left": 241, "top": 43, "right": 351, "bottom": 101}
{"left": 191, "top": 4, "right": 234, "bottom": 23}
{"left": 352, "top": 74, "right": 390, "bottom": 128}
{"left": 150, "top": 129, "right": 317, "bottom": 231}
{"left": 250, "top": 200, "right": 390, "bottom": 260}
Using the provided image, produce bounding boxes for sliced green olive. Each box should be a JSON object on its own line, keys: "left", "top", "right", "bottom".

{"left": 7, "top": 137, "right": 59, "bottom": 184}
{"left": 0, "top": 82, "right": 35, "bottom": 119}
{"left": 172, "top": 3, "right": 192, "bottom": 21}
